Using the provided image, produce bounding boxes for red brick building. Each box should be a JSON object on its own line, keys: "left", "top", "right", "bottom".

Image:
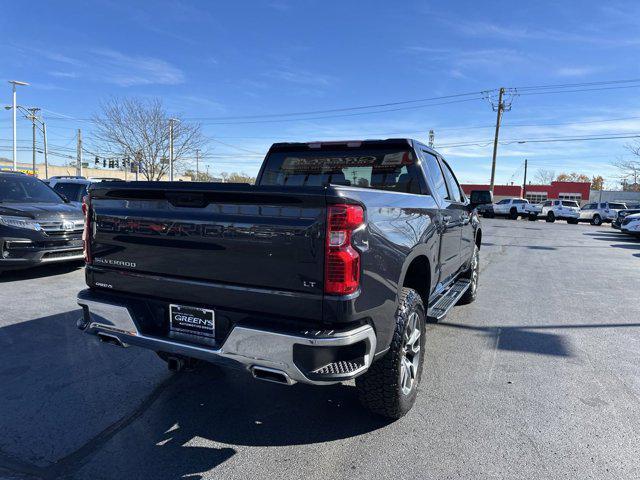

{"left": 461, "top": 181, "right": 591, "bottom": 205}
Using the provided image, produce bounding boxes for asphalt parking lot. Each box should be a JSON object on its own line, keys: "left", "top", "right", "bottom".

{"left": 1, "top": 219, "right": 639, "bottom": 480}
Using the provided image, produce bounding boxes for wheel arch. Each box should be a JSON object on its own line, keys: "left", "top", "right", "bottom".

{"left": 400, "top": 253, "right": 432, "bottom": 309}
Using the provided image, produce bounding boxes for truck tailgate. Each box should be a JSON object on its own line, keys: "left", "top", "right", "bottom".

{"left": 87, "top": 183, "right": 327, "bottom": 320}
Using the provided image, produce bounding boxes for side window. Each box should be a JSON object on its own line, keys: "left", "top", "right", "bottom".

{"left": 439, "top": 158, "right": 462, "bottom": 202}
{"left": 497, "top": 199, "right": 510, "bottom": 205}
{"left": 420, "top": 150, "right": 448, "bottom": 200}
{"left": 543, "top": 201, "right": 552, "bottom": 207}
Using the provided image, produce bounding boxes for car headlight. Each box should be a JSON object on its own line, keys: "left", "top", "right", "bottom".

{"left": 0, "top": 215, "right": 42, "bottom": 231}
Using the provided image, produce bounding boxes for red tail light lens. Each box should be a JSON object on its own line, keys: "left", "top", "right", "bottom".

{"left": 82, "top": 195, "right": 92, "bottom": 264}
{"left": 325, "top": 204, "right": 364, "bottom": 295}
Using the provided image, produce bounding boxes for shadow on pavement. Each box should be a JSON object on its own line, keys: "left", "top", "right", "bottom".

{"left": 0, "top": 311, "right": 389, "bottom": 480}
{"left": 0, "top": 261, "right": 84, "bottom": 283}
{"left": 439, "top": 320, "right": 640, "bottom": 358}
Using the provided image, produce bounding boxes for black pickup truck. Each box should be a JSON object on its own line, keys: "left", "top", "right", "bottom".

{"left": 77, "top": 139, "right": 490, "bottom": 418}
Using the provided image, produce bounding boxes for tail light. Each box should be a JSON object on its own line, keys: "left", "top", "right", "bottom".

{"left": 325, "top": 204, "right": 364, "bottom": 295}
{"left": 82, "top": 195, "right": 92, "bottom": 264}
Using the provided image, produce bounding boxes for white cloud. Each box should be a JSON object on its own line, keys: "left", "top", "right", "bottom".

{"left": 555, "top": 66, "right": 599, "bottom": 77}
{"left": 263, "top": 69, "right": 336, "bottom": 88}
{"left": 21, "top": 45, "right": 185, "bottom": 87}
{"left": 449, "top": 19, "right": 640, "bottom": 47}
{"left": 90, "top": 48, "right": 185, "bottom": 86}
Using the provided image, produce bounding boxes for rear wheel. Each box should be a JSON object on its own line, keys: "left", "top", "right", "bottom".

{"left": 528, "top": 213, "right": 538, "bottom": 221}
{"left": 356, "top": 288, "right": 425, "bottom": 419}
{"left": 591, "top": 215, "right": 602, "bottom": 226}
{"left": 546, "top": 212, "right": 556, "bottom": 223}
{"left": 509, "top": 207, "right": 518, "bottom": 220}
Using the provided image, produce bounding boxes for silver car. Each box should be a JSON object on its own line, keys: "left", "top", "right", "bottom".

{"left": 579, "top": 202, "right": 627, "bottom": 226}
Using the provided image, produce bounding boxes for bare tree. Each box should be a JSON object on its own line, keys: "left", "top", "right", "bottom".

{"left": 533, "top": 168, "right": 555, "bottom": 184}
{"left": 92, "top": 97, "right": 206, "bottom": 181}
{"left": 611, "top": 143, "right": 640, "bottom": 190}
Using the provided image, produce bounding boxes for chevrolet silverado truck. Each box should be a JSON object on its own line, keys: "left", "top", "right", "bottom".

{"left": 77, "top": 139, "right": 489, "bottom": 419}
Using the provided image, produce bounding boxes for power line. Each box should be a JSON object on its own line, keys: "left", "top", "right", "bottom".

{"left": 513, "top": 77, "right": 640, "bottom": 91}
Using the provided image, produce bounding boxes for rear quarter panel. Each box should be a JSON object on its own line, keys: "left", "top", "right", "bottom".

{"left": 326, "top": 186, "right": 440, "bottom": 352}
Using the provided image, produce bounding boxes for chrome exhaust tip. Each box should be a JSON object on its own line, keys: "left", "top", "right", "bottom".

{"left": 251, "top": 366, "right": 294, "bottom": 385}
{"left": 167, "top": 356, "right": 185, "bottom": 372}
{"left": 97, "top": 332, "right": 126, "bottom": 347}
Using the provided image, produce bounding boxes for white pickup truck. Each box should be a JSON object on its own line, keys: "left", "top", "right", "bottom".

{"left": 492, "top": 198, "right": 530, "bottom": 219}
{"left": 528, "top": 199, "right": 581, "bottom": 223}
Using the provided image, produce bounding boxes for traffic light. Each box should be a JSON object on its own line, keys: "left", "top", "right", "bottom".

{"left": 108, "top": 159, "right": 114, "bottom": 169}
{"left": 95, "top": 156, "right": 100, "bottom": 166}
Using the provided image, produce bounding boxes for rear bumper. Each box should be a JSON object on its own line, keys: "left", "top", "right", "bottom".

{"left": 77, "top": 289, "right": 377, "bottom": 385}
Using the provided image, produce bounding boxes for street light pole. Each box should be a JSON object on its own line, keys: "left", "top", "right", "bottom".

{"left": 8, "top": 80, "right": 29, "bottom": 171}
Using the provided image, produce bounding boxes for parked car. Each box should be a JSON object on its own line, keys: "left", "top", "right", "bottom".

{"left": 621, "top": 213, "right": 640, "bottom": 236}
{"left": 76, "top": 138, "right": 488, "bottom": 419}
{"left": 579, "top": 202, "right": 627, "bottom": 225}
{"left": 51, "top": 178, "right": 91, "bottom": 205}
{"left": 477, "top": 202, "right": 494, "bottom": 218}
{"left": 492, "top": 198, "right": 529, "bottom": 219}
{"left": 0, "top": 171, "right": 84, "bottom": 272}
{"left": 531, "top": 199, "right": 581, "bottom": 223}
{"left": 524, "top": 202, "right": 542, "bottom": 219}
{"left": 612, "top": 207, "right": 640, "bottom": 229}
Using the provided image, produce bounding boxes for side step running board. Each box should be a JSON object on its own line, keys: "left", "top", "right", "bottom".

{"left": 427, "top": 279, "right": 471, "bottom": 322}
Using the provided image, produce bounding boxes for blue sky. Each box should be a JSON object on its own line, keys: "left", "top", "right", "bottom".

{"left": 1, "top": 0, "right": 640, "bottom": 186}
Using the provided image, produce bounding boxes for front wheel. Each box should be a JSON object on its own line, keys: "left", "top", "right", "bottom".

{"left": 356, "top": 288, "right": 426, "bottom": 419}
{"left": 458, "top": 243, "right": 479, "bottom": 305}
{"left": 509, "top": 207, "right": 518, "bottom": 220}
{"left": 546, "top": 212, "right": 556, "bottom": 223}
{"left": 591, "top": 215, "right": 602, "bottom": 226}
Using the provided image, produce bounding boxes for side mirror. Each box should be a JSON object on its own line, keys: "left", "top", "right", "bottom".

{"left": 469, "top": 190, "right": 493, "bottom": 209}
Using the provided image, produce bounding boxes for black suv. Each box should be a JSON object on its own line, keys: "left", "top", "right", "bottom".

{"left": 0, "top": 172, "right": 85, "bottom": 272}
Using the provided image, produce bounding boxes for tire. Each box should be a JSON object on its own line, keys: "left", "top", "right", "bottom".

{"left": 528, "top": 213, "right": 538, "bottom": 221}
{"left": 591, "top": 215, "right": 602, "bottom": 226}
{"left": 356, "top": 288, "right": 426, "bottom": 419}
{"left": 509, "top": 207, "right": 518, "bottom": 220}
{"left": 546, "top": 212, "right": 555, "bottom": 223}
{"left": 458, "top": 243, "right": 479, "bottom": 305}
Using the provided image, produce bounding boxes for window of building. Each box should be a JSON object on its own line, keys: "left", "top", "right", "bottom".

{"left": 559, "top": 193, "right": 582, "bottom": 203}
{"left": 526, "top": 192, "right": 547, "bottom": 204}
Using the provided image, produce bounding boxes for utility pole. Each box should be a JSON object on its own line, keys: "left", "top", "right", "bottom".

{"left": 77, "top": 129, "right": 83, "bottom": 177}
{"left": 489, "top": 87, "right": 505, "bottom": 193}
{"left": 195, "top": 149, "right": 200, "bottom": 181}
{"left": 169, "top": 118, "right": 178, "bottom": 181}
{"left": 522, "top": 158, "right": 528, "bottom": 199}
{"left": 27, "top": 108, "right": 40, "bottom": 177}
{"left": 42, "top": 121, "right": 49, "bottom": 179}
{"left": 428, "top": 129, "right": 435, "bottom": 148}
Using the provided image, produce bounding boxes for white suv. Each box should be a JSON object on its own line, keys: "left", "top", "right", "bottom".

{"left": 492, "top": 198, "right": 529, "bottom": 219}
{"left": 579, "top": 202, "right": 627, "bottom": 226}
{"left": 621, "top": 213, "right": 640, "bottom": 235}
{"left": 540, "top": 200, "right": 581, "bottom": 224}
